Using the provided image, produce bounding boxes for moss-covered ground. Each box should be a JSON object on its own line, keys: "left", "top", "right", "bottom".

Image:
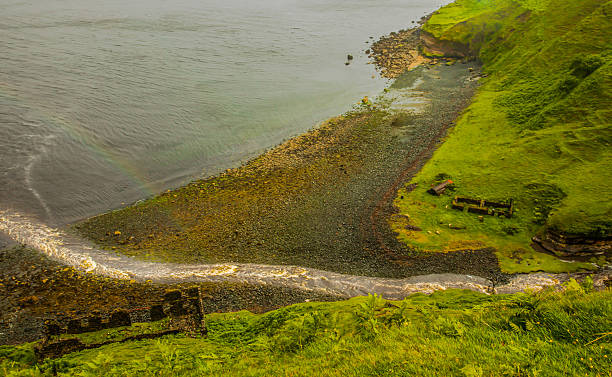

{"left": 393, "top": 0, "right": 611, "bottom": 273}
{"left": 2, "top": 283, "right": 610, "bottom": 376}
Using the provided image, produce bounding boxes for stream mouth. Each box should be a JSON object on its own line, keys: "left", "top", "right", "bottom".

{"left": 3, "top": 209, "right": 607, "bottom": 301}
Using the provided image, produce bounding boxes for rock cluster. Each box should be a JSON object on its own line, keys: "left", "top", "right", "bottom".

{"left": 369, "top": 29, "right": 423, "bottom": 78}
{"left": 533, "top": 231, "right": 611, "bottom": 257}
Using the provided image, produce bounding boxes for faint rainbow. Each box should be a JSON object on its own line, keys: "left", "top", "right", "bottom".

{"left": 0, "top": 81, "right": 161, "bottom": 199}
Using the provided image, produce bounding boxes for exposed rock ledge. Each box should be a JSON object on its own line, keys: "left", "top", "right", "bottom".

{"left": 419, "top": 30, "right": 474, "bottom": 59}
{"left": 368, "top": 27, "right": 476, "bottom": 80}
{"left": 533, "top": 231, "right": 611, "bottom": 257}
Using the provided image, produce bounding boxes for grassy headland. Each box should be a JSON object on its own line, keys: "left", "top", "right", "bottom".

{"left": 392, "top": 0, "right": 611, "bottom": 273}
{"left": 2, "top": 283, "right": 610, "bottom": 376}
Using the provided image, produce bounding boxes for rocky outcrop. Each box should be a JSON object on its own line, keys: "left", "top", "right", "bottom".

{"left": 419, "top": 30, "right": 473, "bottom": 59}
{"left": 368, "top": 29, "right": 425, "bottom": 78}
{"left": 533, "top": 231, "right": 611, "bottom": 257}
{"left": 369, "top": 28, "right": 476, "bottom": 79}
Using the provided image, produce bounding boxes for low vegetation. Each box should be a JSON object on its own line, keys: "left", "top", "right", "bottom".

{"left": 2, "top": 282, "right": 610, "bottom": 376}
{"left": 393, "top": 0, "right": 611, "bottom": 273}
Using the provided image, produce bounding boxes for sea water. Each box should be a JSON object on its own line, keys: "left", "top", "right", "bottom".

{"left": 0, "top": 0, "right": 450, "bottom": 228}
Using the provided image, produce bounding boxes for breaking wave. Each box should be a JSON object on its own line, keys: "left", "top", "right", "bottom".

{"left": 0, "top": 209, "right": 593, "bottom": 299}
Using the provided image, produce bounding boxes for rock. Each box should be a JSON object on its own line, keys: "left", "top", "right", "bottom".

{"left": 150, "top": 305, "right": 166, "bottom": 321}
{"left": 109, "top": 310, "right": 131, "bottom": 327}
{"left": 532, "top": 231, "right": 611, "bottom": 256}
{"left": 347, "top": 54, "right": 353, "bottom": 60}
{"left": 84, "top": 315, "right": 103, "bottom": 331}
{"left": 66, "top": 319, "right": 83, "bottom": 334}
{"left": 35, "top": 338, "right": 85, "bottom": 361}
{"left": 44, "top": 321, "right": 61, "bottom": 336}
{"left": 163, "top": 290, "right": 182, "bottom": 301}
{"left": 18, "top": 295, "right": 39, "bottom": 306}
{"left": 405, "top": 225, "right": 422, "bottom": 231}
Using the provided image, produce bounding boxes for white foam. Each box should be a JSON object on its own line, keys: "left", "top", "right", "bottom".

{"left": 1, "top": 209, "right": 606, "bottom": 299}
{"left": 22, "top": 134, "right": 57, "bottom": 222}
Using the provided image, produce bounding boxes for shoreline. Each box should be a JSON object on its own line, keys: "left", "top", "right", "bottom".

{"left": 2, "top": 230, "right": 609, "bottom": 344}
{"left": 72, "top": 61, "right": 490, "bottom": 279}
{"left": 0, "top": 23, "right": 508, "bottom": 343}
{"left": 6, "top": 20, "right": 604, "bottom": 282}
{"left": 2, "top": 2, "right": 610, "bottom": 375}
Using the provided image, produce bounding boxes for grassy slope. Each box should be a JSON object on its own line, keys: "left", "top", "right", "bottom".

{"left": 2, "top": 284, "right": 610, "bottom": 376}
{"left": 393, "top": 0, "right": 612, "bottom": 273}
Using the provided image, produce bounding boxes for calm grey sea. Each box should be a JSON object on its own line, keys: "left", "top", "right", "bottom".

{"left": 0, "top": 0, "right": 450, "bottom": 227}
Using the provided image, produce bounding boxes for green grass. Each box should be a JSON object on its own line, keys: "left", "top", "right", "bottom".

{"left": 393, "top": 0, "right": 612, "bottom": 273}
{"left": 422, "top": 0, "right": 510, "bottom": 40}
{"left": 54, "top": 319, "right": 171, "bottom": 345}
{"left": 2, "top": 283, "right": 610, "bottom": 376}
